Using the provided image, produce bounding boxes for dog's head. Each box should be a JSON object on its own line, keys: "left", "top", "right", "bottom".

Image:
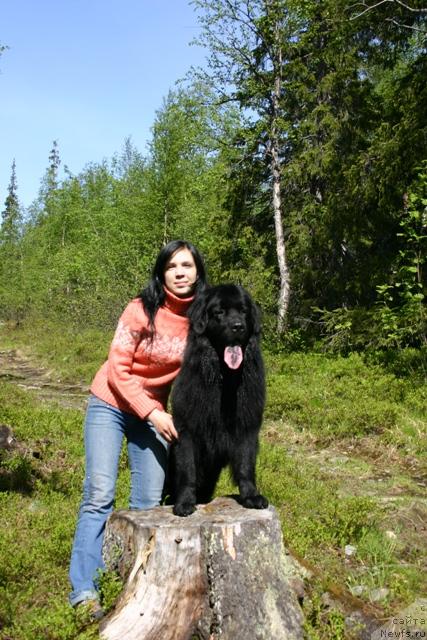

{"left": 189, "top": 285, "right": 261, "bottom": 369}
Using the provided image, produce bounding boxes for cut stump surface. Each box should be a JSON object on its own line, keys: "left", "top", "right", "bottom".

{"left": 100, "top": 496, "right": 304, "bottom": 640}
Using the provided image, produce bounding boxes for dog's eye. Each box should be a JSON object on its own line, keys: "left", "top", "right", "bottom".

{"left": 214, "top": 309, "right": 225, "bottom": 318}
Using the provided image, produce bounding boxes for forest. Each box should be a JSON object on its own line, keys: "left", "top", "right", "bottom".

{"left": 1, "top": 0, "right": 426, "bottom": 354}
{"left": 0, "top": 1, "right": 426, "bottom": 639}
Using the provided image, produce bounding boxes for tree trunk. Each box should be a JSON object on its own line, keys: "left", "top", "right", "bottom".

{"left": 269, "top": 11, "right": 290, "bottom": 334}
{"left": 271, "top": 134, "right": 290, "bottom": 334}
{"left": 100, "top": 497, "right": 304, "bottom": 640}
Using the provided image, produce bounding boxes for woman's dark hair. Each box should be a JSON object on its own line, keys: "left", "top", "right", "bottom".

{"left": 139, "top": 240, "right": 208, "bottom": 336}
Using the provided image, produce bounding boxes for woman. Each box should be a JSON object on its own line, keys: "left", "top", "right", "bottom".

{"left": 69, "top": 240, "right": 207, "bottom": 618}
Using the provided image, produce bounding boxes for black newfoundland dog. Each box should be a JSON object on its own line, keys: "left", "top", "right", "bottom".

{"left": 170, "top": 284, "right": 268, "bottom": 517}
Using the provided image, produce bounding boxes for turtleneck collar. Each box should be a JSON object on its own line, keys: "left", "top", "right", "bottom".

{"left": 163, "top": 286, "right": 195, "bottom": 316}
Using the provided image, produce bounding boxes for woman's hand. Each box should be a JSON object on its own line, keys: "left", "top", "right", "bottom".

{"left": 148, "top": 408, "right": 178, "bottom": 443}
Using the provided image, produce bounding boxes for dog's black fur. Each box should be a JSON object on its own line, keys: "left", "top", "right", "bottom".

{"left": 170, "top": 284, "right": 268, "bottom": 517}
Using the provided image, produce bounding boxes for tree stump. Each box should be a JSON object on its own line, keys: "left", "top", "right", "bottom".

{"left": 100, "top": 497, "right": 304, "bottom": 640}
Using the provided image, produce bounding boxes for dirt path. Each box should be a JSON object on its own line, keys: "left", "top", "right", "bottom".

{"left": 0, "top": 348, "right": 88, "bottom": 411}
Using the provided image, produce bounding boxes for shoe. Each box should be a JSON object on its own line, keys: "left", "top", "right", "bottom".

{"left": 75, "top": 598, "right": 105, "bottom": 622}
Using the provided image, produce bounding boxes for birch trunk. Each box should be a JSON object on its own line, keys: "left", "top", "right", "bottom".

{"left": 270, "top": 10, "right": 290, "bottom": 334}
{"left": 271, "top": 132, "right": 290, "bottom": 334}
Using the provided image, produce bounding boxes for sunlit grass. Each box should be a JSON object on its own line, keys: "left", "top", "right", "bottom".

{"left": 0, "top": 322, "right": 426, "bottom": 639}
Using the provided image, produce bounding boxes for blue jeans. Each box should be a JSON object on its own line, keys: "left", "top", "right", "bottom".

{"left": 68, "top": 394, "right": 168, "bottom": 606}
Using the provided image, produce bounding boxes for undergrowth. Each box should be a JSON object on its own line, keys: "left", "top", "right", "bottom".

{"left": 0, "top": 383, "right": 127, "bottom": 639}
{"left": 0, "top": 322, "right": 426, "bottom": 639}
{"left": 265, "top": 351, "right": 427, "bottom": 456}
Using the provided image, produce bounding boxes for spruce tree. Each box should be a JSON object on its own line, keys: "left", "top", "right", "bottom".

{"left": 1, "top": 159, "right": 22, "bottom": 243}
{"left": 0, "top": 160, "right": 24, "bottom": 321}
{"left": 44, "top": 140, "right": 61, "bottom": 219}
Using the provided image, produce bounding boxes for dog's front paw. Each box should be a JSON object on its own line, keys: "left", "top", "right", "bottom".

{"left": 240, "top": 494, "right": 269, "bottom": 509}
{"left": 173, "top": 502, "right": 196, "bottom": 517}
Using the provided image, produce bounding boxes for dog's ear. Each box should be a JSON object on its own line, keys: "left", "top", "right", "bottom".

{"left": 189, "top": 290, "right": 209, "bottom": 334}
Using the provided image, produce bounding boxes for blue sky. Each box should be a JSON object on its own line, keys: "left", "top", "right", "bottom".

{"left": 1, "top": 0, "right": 207, "bottom": 209}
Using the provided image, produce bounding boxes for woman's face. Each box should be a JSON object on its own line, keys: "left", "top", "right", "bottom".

{"left": 164, "top": 248, "right": 198, "bottom": 298}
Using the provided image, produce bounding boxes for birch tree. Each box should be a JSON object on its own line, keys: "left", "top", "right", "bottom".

{"left": 192, "top": 0, "right": 293, "bottom": 332}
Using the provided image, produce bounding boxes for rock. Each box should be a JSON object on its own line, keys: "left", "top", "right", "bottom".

{"left": 320, "top": 592, "right": 336, "bottom": 609}
{"left": 288, "top": 577, "right": 306, "bottom": 604}
{"left": 369, "top": 588, "right": 389, "bottom": 602}
{"left": 345, "top": 611, "right": 379, "bottom": 640}
{"left": 0, "top": 424, "right": 16, "bottom": 450}
{"left": 384, "top": 530, "right": 397, "bottom": 540}
{"left": 344, "top": 544, "right": 357, "bottom": 557}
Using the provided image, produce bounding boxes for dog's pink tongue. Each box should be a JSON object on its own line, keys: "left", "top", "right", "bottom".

{"left": 224, "top": 346, "right": 243, "bottom": 369}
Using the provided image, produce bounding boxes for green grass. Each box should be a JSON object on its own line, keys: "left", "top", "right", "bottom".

{"left": 0, "top": 383, "right": 130, "bottom": 639}
{"left": 0, "top": 318, "right": 112, "bottom": 384}
{"left": 0, "top": 321, "right": 426, "bottom": 639}
{"left": 265, "top": 351, "right": 427, "bottom": 457}
{"left": 216, "top": 439, "right": 426, "bottom": 632}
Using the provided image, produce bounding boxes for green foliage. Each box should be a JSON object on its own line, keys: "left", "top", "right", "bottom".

{"left": 254, "top": 443, "right": 377, "bottom": 554}
{"left": 0, "top": 332, "right": 426, "bottom": 637}
{"left": 264, "top": 352, "right": 409, "bottom": 440}
{"left": 374, "top": 161, "right": 427, "bottom": 348}
{"left": 369, "top": 346, "right": 427, "bottom": 381}
{"left": 0, "top": 160, "right": 25, "bottom": 323}
{"left": 0, "top": 380, "right": 132, "bottom": 639}
{"left": 13, "top": 150, "right": 163, "bottom": 327}
{"left": 0, "top": 388, "right": 85, "bottom": 638}
{"left": 187, "top": 0, "right": 426, "bottom": 337}
{"left": 147, "top": 86, "right": 243, "bottom": 287}
{"left": 2, "top": 317, "right": 112, "bottom": 383}
{"left": 5, "top": 8, "right": 427, "bottom": 349}
{"left": 0, "top": 450, "right": 34, "bottom": 492}
{"left": 312, "top": 162, "right": 426, "bottom": 353}
{"left": 1, "top": 159, "right": 22, "bottom": 243}
{"left": 1, "top": 3, "right": 426, "bottom": 350}
{"left": 97, "top": 569, "right": 124, "bottom": 612}
{"left": 304, "top": 594, "right": 347, "bottom": 640}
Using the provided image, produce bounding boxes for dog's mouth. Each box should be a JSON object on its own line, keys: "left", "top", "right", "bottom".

{"left": 224, "top": 345, "right": 243, "bottom": 370}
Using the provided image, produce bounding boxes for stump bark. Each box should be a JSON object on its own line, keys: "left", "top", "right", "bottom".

{"left": 100, "top": 497, "right": 304, "bottom": 640}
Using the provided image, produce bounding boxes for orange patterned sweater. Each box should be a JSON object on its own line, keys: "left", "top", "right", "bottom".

{"left": 90, "top": 289, "right": 194, "bottom": 419}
